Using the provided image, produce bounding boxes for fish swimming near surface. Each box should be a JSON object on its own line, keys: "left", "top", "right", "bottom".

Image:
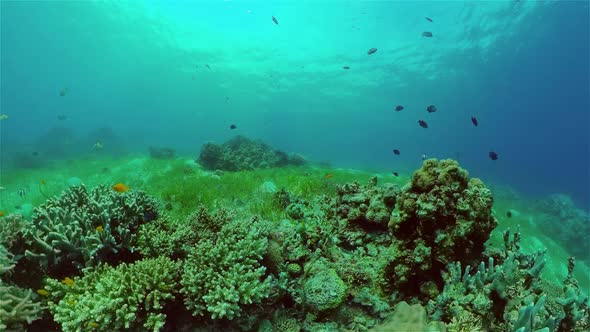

{"left": 426, "top": 105, "right": 437, "bottom": 113}
{"left": 425, "top": 17, "right": 433, "bottom": 22}
{"left": 367, "top": 48, "right": 378, "bottom": 55}
{"left": 272, "top": 16, "right": 279, "bottom": 25}
{"left": 471, "top": 116, "right": 479, "bottom": 127}
{"left": 113, "top": 183, "right": 130, "bottom": 193}
{"left": 422, "top": 31, "right": 433, "bottom": 37}
{"left": 395, "top": 105, "right": 404, "bottom": 111}
{"left": 418, "top": 120, "right": 428, "bottom": 128}
{"left": 393, "top": 149, "right": 400, "bottom": 155}
{"left": 392, "top": 171, "right": 399, "bottom": 177}
{"left": 342, "top": 66, "right": 350, "bottom": 70}
{"left": 489, "top": 151, "right": 498, "bottom": 160}
{"left": 230, "top": 124, "right": 237, "bottom": 130}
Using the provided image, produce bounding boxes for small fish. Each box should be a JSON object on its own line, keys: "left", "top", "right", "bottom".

{"left": 32, "top": 151, "right": 39, "bottom": 156}
{"left": 0, "top": 114, "right": 8, "bottom": 120}
{"left": 57, "top": 114, "right": 67, "bottom": 120}
{"left": 367, "top": 47, "right": 378, "bottom": 55}
{"left": 113, "top": 183, "right": 130, "bottom": 193}
{"left": 92, "top": 141, "right": 104, "bottom": 150}
{"left": 421, "top": 154, "right": 427, "bottom": 160}
{"left": 422, "top": 31, "right": 433, "bottom": 37}
{"left": 395, "top": 105, "right": 404, "bottom": 112}
{"left": 425, "top": 17, "right": 433, "bottom": 22}
{"left": 18, "top": 188, "right": 26, "bottom": 198}
{"left": 96, "top": 225, "right": 103, "bottom": 233}
{"left": 0, "top": 211, "right": 5, "bottom": 217}
{"left": 325, "top": 174, "right": 333, "bottom": 179}
{"left": 418, "top": 120, "right": 428, "bottom": 128}
{"left": 36, "top": 289, "right": 50, "bottom": 296}
{"left": 506, "top": 210, "right": 512, "bottom": 218}
{"left": 59, "top": 88, "right": 68, "bottom": 96}
{"left": 489, "top": 151, "right": 498, "bottom": 160}
{"left": 88, "top": 322, "right": 100, "bottom": 328}
{"left": 272, "top": 16, "right": 279, "bottom": 25}
{"left": 426, "top": 105, "right": 437, "bottom": 113}
{"left": 392, "top": 171, "right": 399, "bottom": 177}
{"left": 230, "top": 124, "right": 237, "bottom": 130}
{"left": 393, "top": 149, "right": 400, "bottom": 155}
{"left": 342, "top": 66, "right": 350, "bottom": 70}
{"left": 66, "top": 299, "right": 76, "bottom": 305}
{"left": 205, "top": 64, "right": 210, "bottom": 69}
{"left": 62, "top": 277, "right": 74, "bottom": 286}
{"left": 41, "top": 179, "right": 46, "bottom": 185}
{"left": 471, "top": 116, "right": 478, "bottom": 127}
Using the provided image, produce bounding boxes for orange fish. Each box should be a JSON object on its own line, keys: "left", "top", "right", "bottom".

{"left": 112, "top": 183, "right": 130, "bottom": 193}
{"left": 325, "top": 174, "right": 333, "bottom": 179}
{"left": 0, "top": 211, "right": 5, "bottom": 217}
{"left": 41, "top": 179, "right": 46, "bottom": 185}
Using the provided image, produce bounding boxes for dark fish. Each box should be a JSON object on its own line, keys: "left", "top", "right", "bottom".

{"left": 59, "top": 88, "right": 67, "bottom": 97}
{"left": 205, "top": 64, "right": 210, "bottom": 69}
{"left": 393, "top": 149, "right": 400, "bottom": 155}
{"left": 426, "top": 105, "right": 437, "bottom": 113}
{"left": 392, "top": 171, "right": 399, "bottom": 177}
{"left": 506, "top": 210, "right": 512, "bottom": 218}
{"left": 57, "top": 114, "right": 67, "bottom": 120}
{"left": 32, "top": 151, "right": 39, "bottom": 156}
{"left": 421, "top": 153, "right": 427, "bottom": 160}
{"left": 18, "top": 188, "right": 26, "bottom": 198}
{"left": 230, "top": 124, "right": 237, "bottom": 130}
{"left": 489, "top": 151, "right": 498, "bottom": 160}
{"left": 471, "top": 116, "right": 478, "bottom": 127}
{"left": 342, "top": 66, "right": 350, "bottom": 70}
{"left": 395, "top": 105, "right": 404, "bottom": 111}
{"left": 422, "top": 31, "right": 433, "bottom": 37}
{"left": 272, "top": 16, "right": 279, "bottom": 25}
{"left": 367, "top": 47, "right": 378, "bottom": 55}
{"left": 418, "top": 120, "right": 428, "bottom": 128}
{"left": 425, "top": 17, "right": 433, "bottom": 22}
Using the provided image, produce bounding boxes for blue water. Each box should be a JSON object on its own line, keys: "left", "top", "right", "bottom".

{"left": 1, "top": 1, "right": 589, "bottom": 208}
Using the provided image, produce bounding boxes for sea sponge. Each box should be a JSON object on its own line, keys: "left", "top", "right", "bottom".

{"left": 45, "top": 256, "right": 179, "bottom": 332}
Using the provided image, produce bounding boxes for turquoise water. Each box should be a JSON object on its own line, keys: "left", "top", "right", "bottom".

{"left": 1, "top": 1, "right": 589, "bottom": 331}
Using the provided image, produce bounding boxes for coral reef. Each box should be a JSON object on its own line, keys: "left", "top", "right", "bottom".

{"left": 385, "top": 159, "right": 497, "bottom": 298}
{"left": 0, "top": 245, "right": 43, "bottom": 330}
{"left": 197, "top": 135, "right": 304, "bottom": 171}
{"left": 23, "top": 185, "right": 159, "bottom": 279}
{"left": 370, "top": 301, "right": 445, "bottom": 331}
{"left": 45, "top": 256, "right": 180, "bottom": 332}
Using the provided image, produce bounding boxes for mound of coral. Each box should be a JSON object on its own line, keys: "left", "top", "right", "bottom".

{"left": 198, "top": 135, "right": 306, "bottom": 171}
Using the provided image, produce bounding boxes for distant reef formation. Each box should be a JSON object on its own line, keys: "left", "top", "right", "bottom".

{"left": 197, "top": 135, "right": 306, "bottom": 171}
{"left": 0, "top": 159, "right": 588, "bottom": 331}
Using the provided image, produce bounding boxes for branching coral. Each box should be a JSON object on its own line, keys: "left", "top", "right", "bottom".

{"left": 45, "top": 256, "right": 180, "bottom": 332}
{"left": 23, "top": 184, "right": 159, "bottom": 278}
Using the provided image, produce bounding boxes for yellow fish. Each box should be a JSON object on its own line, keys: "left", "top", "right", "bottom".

{"left": 88, "top": 322, "right": 100, "bottom": 328}
{"left": 62, "top": 277, "right": 74, "bottom": 286}
{"left": 112, "top": 183, "right": 129, "bottom": 193}
{"left": 41, "top": 179, "right": 46, "bottom": 185}
{"left": 36, "top": 289, "right": 49, "bottom": 296}
{"left": 96, "top": 225, "right": 103, "bottom": 233}
{"left": 0, "top": 211, "right": 5, "bottom": 217}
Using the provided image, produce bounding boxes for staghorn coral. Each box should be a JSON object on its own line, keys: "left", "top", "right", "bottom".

{"left": 0, "top": 245, "right": 43, "bottom": 330}
{"left": 23, "top": 184, "right": 159, "bottom": 278}
{"left": 45, "top": 256, "right": 179, "bottom": 332}
{"left": 385, "top": 159, "right": 497, "bottom": 298}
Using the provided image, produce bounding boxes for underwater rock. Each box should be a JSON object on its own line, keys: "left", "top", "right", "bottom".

{"left": 148, "top": 146, "right": 176, "bottom": 159}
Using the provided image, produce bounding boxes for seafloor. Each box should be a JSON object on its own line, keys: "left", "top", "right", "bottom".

{"left": 0, "top": 140, "right": 588, "bottom": 331}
